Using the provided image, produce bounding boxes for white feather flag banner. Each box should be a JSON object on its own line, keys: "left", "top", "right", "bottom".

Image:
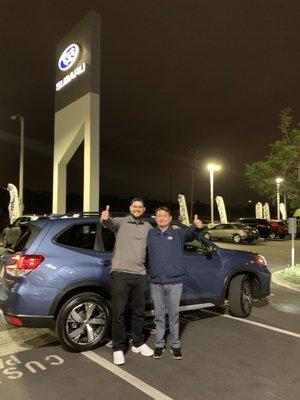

{"left": 178, "top": 194, "right": 190, "bottom": 226}
{"left": 216, "top": 196, "right": 228, "bottom": 223}
{"left": 7, "top": 183, "right": 21, "bottom": 224}
{"left": 255, "top": 202, "right": 263, "bottom": 219}
{"left": 263, "top": 203, "right": 271, "bottom": 221}
{"left": 279, "top": 203, "right": 287, "bottom": 220}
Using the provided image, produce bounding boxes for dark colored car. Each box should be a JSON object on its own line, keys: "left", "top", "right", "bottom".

{"left": 0, "top": 213, "right": 271, "bottom": 352}
{"left": 238, "top": 218, "right": 273, "bottom": 239}
{"left": 204, "top": 223, "right": 259, "bottom": 243}
{"left": 268, "top": 220, "right": 290, "bottom": 239}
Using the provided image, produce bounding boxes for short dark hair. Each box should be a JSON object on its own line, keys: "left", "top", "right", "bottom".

{"left": 130, "top": 197, "right": 145, "bottom": 206}
{"left": 155, "top": 206, "right": 172, "bottom": 216}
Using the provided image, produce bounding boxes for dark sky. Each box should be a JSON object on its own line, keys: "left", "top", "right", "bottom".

{"left": 1, "top": 0, "right": 300, "bottom": 209}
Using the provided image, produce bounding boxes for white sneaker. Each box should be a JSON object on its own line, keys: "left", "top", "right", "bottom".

{"left": 131, "top": 343, "right": 154, "bottom": 357}
{"left": 113, "top": 350, "right": 125, "bottom": 365}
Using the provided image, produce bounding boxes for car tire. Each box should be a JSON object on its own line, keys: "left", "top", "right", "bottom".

{"left": 233, "top": 234, "right": 241, "bottom": 243}
{"left": 269, "top": 232, "right": 276, "bottom": 239}
{"left": 56, "top": 292, "right": 111, "bottom": 352}
{"left": 228, "top": 274, "right": 252, "bottom": 318}
{"left": 204, "top": 233, "right": 211, "bottom": 240}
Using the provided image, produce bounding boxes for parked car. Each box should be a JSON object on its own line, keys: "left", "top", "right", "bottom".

{"left": 204, "top": 223, "right": 259, "bottom": 243}
{"left": 0, "top": 213, "right": 271, "bottom": 352}
{"left": 268, "top": 220, "right": 289, "bottom": 239}
{"left": 1, "top": 215, "right": 41, "bottom": 247}
{"left": 237, "top": 218, "right": 273, "bottom": 239}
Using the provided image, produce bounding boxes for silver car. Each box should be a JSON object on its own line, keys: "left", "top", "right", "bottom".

{"left": 1, "top": 215, "right": 40, "bottom": 247}
{"left": 204, "top": 223, "right": 259, "bottom": 243}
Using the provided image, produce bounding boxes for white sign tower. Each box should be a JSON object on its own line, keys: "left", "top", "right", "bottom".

{"left": 52, "top": 12, "right": 101, "bottom": 213}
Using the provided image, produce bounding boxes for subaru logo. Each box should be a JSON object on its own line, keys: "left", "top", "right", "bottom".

{"left": 58, "top": 44, "right": 80, "bottom": 71}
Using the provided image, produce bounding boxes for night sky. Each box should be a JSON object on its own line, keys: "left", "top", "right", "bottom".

{"left": 1, "top": 0, "right": 300, "bottom": 211}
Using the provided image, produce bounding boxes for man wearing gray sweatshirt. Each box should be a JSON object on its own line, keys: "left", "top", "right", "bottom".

{"left": 101, "top": 198, "right": 154, "bottom": 365}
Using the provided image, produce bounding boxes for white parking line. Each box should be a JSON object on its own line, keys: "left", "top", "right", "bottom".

{"left": 202, "top": 309, "right": 300, "bottom": 338}
{"left": 83, "top": 351, "right": 174, "bottom": 400}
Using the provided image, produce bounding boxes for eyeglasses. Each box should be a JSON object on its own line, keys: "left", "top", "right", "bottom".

{"left": 131, "top": 205, "right": 144, "bottom": 209}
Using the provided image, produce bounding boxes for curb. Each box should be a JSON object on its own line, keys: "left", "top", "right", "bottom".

{"left": 272, "top": 271, "right": 300, "bottom": 292}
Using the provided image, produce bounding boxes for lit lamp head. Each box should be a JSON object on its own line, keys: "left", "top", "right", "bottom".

{"left": 10, "top": 115, "right": 17, "bottom": 120}
{"left": 275, "top": 177, "right": 283, "bottom": 185}
{"left": 207, "top": 163, "right": 221, "bottom": 172}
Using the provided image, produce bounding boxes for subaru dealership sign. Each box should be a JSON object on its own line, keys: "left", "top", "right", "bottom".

{"left": 56, "top": 43, "right": 86, "bottom": 91}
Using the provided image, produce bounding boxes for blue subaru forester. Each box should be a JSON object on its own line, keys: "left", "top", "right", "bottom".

{"left": 0, "top": 213, "right": 271, "bottom": 352}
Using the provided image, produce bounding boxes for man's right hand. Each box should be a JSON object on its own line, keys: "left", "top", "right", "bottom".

{"left": 101, "top": 205, "right": 110, "bottom": 221}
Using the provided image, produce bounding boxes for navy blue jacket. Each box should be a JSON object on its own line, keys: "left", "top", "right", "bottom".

{"left": 147, "top": 225, "right": 203, "bottom": 284}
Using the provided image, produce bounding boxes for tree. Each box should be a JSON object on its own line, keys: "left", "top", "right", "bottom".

{"left": 245, "top": 108, "right": 300, "bottom": 209}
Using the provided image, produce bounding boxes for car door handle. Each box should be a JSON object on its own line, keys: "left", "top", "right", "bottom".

{"left": 98, "top": 259, "right": 111, "bottom": 267}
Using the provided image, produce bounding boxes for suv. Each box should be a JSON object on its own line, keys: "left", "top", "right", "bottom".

{"left": 0, "top": 213, "right": 271, "bottom": 352}
{"left": 268, "top": 220, "right": 289, "bottom": 239}
{"left": 238, "top": 218, "right": 273, "bottom": 239}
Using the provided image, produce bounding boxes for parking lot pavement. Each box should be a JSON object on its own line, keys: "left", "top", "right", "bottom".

{"left": 0, "top": 286, "right": 299, "bottom": 400}
{"left": 216, "top": 238, "right": 300, "bottom": 272}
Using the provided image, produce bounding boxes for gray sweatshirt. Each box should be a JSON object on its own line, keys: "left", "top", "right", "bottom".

{"left": 101, "top": 215, "right": 152, "bottom": 275}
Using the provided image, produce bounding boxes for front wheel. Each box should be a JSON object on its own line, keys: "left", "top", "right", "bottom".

{"left": 233, "top": 234, "right": 241, "bottom": 243}
{"left": 269, "top": 232, "right": 276, "bottom": 239}
{"left": 56, "top": 292, "right": 111, "bottom": 352}
{"left": 228, "top": 274, "right": 252, "bottom": 318}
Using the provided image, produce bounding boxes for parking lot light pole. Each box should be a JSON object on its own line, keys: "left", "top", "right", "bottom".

{"left": 275, "top": 177, "right": 283, "bottom": 220}
{"left": 207, "top": 163, "right": 221, "bottom": 224}
{"left": 11, "top": 114, "right": 24, "bottom": 215}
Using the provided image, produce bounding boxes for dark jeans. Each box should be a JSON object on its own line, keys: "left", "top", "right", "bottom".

{"left": 111, "top": 271, "right": 147, "bottom": 351}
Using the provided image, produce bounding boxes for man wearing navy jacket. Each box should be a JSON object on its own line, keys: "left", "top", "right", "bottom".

{"left": 147, "top": 206, "right": 205, "bottom": 360}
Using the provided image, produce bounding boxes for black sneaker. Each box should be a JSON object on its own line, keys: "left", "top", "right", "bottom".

{"left": 154, "top": 347, "right": 165, "bottom": 359}
{"left": 170, "top": 347, "right": 182, "bottom": 360}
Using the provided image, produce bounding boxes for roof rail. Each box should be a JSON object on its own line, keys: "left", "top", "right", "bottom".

{"left": 60, "top": 211, "right": 101, "bottom": 219}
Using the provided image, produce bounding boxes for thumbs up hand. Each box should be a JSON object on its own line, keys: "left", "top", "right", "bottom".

{"left": 101, "top": 205, "right": 110, "bottom": 221}
{"left": 193, "top": 214, "right": 203, "bottom": 228}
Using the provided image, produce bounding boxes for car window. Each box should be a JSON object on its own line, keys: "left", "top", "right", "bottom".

{"left": 184, "top": 238, "right": 207, "bottom": 255}
{"left": 214, "top": 224, "right": 223, "bottom": 230}
{"left": 56, "top": 223, "right": 97, "bottom": 250}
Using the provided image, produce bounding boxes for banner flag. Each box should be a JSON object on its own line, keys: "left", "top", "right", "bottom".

{"left": 255, "top": 202, "right": 263, "bottom": 219}
{"left": 178, "top": 194, "right": 190, "bottom": 226}
{"left": 7, "top": 183, "right": 21, "bottom": 224}
{"left": 263, "top": 202, "right": 271, "bottom": 221}
{"left": 279, "top": 203, "right": 287, "bottom": 220}
{"left": 215, "top": 196, "right": 228, "bottom": 223}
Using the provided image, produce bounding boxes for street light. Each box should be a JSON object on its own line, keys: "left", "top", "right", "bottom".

{"left": 11, "top": 114, "right": 24, "bottom": 215}
{"left": 275, "top": 177, "right": 283, "bottom": 220}
{"left": 207, "top": 163, "right": 221, "bottom": 224}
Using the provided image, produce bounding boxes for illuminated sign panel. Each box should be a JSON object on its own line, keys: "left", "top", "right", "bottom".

{"left": 56, "top": 43, "right": 86, "bottom": 91}
{"left": 58, "top": 44, "right": 80, "bottom": 71}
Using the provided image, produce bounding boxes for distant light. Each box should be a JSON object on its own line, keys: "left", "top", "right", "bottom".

{"left": 275, "top": 177, "right": 283, "bottom": 184}
{"left": 207, "top": 163, "right": 221, "bottom": 172}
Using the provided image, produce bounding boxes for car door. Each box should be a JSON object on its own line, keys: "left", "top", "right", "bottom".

{"left": 182, "top": 236, "right": 223, "bottom": 301}
{"left": 225, "top": 224, "right": 235, "bottom": 240}
{"left": 94, "top": 224, "right": 114, "bottom": 290}
{"left": 211, "top": 224, "right": 224, "bottom": 240}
